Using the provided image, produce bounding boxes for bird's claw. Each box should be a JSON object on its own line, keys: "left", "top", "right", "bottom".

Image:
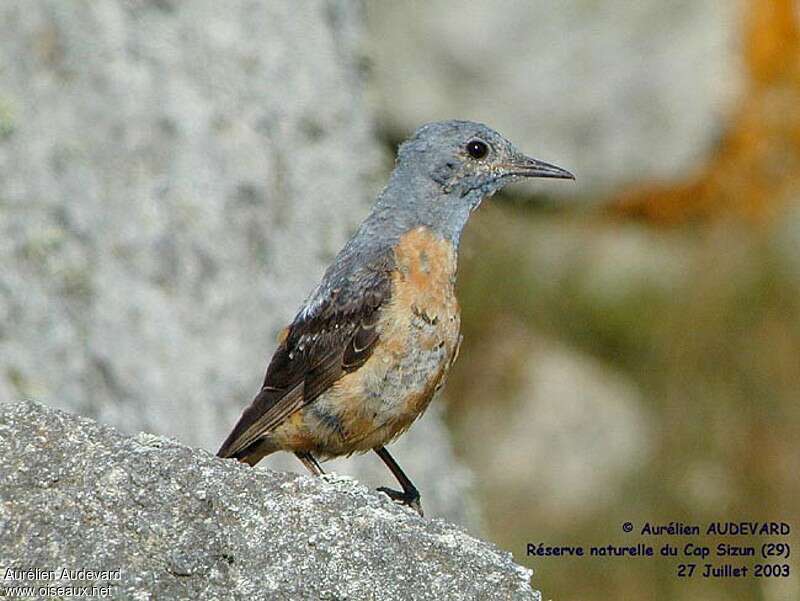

{"left": 377, "top": 486, "right": 424, "bottom": 516}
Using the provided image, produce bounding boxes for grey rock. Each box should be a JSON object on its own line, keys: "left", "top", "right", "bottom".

{"left": 0, "top": 1, "right": 477, "bottom": 523}
{"left": 365, "top": 0, "right": 741, "bottom": 194}
{"left": 0, "top": 401, "right": 537, "bottom": 601}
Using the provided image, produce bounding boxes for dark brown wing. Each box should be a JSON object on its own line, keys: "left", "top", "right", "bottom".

{"left": 216, "top": 256, "right": 392, "bottom": 461}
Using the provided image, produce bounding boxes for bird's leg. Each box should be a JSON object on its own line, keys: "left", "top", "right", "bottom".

{"left": 295, "top": 451, "right": 325, "bottom": 476}
{"left": 374, "top": 446, "right": 423, "bottom": 516}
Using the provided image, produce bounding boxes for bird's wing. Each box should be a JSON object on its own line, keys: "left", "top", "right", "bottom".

{"left": 216, "top": 254, "right": 393, "bottom": 460}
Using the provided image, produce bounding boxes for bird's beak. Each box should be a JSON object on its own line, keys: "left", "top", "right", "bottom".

{"left": 506, "top": 155, "right": 575, "bottom": 180}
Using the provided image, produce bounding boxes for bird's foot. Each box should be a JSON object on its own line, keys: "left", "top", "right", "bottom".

{"left": 377, "top": 486, "right": 424, "bottom": 517}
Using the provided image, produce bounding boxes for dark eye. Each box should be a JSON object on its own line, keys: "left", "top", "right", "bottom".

{"left": 465, "top": 139, "right": 488, "bottom": 160}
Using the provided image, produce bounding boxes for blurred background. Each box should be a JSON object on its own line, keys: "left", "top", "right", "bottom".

{"left": 1, "top": 1, "right": 798, "bottom": 600}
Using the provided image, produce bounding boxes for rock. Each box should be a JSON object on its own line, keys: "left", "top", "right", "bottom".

{"left": 0, "top": 401, "right": 537, "bottom": 601}
{"left": 365, "top": 1, "right": 741, "bottom": 194}
{"left": 0, "top": 1, "right": 477, "bottom": 523}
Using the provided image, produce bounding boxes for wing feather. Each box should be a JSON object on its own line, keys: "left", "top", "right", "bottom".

{"left": 216, "top": 253, "right": 393, "bottom": 460}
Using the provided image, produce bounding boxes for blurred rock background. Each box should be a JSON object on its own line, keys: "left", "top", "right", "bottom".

{"left": 0, "top": 0, "right": 475, "bottom": 526}
{"left": 2, "top": 1, "right": 800, "bottom": 600}
{"left": 366, "top": 0, "right": 741, "bottom": 195}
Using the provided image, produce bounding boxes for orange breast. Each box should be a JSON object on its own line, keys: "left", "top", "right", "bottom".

{"left": 393, "top": 226, "right": 459, "bottom": 301}
{"left": 335, "top": 226, "right": 462, "bottom": 452}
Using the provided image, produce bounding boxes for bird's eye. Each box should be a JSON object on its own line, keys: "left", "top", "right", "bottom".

{"left": 465, "top": 139, "right": 488, "bottom": 160}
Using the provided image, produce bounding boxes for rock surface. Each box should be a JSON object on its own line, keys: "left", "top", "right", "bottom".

{"left": 0, "top": 401, "right": 536, "bottom": 601}
{"left": 0, "top": 1, "right": 476, "bottom": 524}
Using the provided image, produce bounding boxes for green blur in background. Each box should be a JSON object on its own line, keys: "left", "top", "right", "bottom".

{"left": 449, "top": 207, "right": 800, "bottom": 601}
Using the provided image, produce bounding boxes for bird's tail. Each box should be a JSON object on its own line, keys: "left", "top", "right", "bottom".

{"left": 217, "top": 435, "right": 278, "bottom": 466}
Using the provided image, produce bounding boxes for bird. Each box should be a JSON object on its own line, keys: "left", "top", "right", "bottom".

{"left": 216, "top": 120, "right": 573, "bottom": 516}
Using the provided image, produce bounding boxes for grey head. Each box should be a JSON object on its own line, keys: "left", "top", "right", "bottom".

{"left": 362, "top": 120, "right": 574, "bottom": 247}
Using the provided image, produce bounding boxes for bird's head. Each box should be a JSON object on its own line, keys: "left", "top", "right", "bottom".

{"left": 365, "top": 120, "right": 574, "bottom": 246}
{"left": 397, "top": 120, "right": 574, "bottom": 200}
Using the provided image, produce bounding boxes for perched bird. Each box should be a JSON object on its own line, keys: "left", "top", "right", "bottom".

{"left": 217, "top": 120, "right": 573, "bottom": 515}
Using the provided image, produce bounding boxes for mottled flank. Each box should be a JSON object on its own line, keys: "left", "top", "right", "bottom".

{"left": 0, "top": 401, "right": 539, "bottom": 601}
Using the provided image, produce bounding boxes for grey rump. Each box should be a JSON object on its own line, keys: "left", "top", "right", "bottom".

{"left": 217, "top": 120, "right": 574, "bottom": 516}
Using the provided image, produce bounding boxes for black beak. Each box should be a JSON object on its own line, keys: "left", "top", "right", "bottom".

{"left": 510, "top": 156, "right": 575, "bottom": 180}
